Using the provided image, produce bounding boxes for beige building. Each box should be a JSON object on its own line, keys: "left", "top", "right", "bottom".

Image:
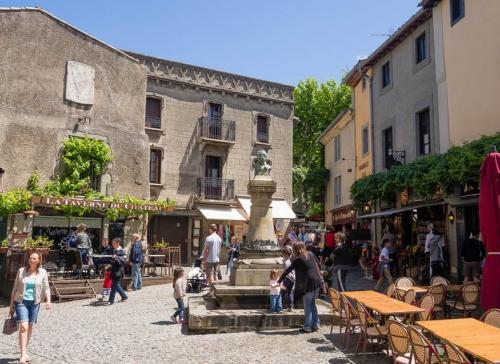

{"left": 319, "top": 109, "right": 356, "bottom": 229}
{"left": 0, "top": 8, "right": 295, "bottom": 263}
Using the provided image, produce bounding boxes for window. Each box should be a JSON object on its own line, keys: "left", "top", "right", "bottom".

{"left": 362, "top": 126, "right": 369, "bottom": 155}
{"left": 208, "top": 102, "right": 222, "bottom": 119}
{"left": 416, "top": 33, "right": 427, "bottom": 64}
{"left": 382, "top": 62, "right": 391, "bottom": 88}
{"left": 334, "top": 176, "right": 342, "bottom": 206}
{"left": 450, "top": 0, "right": 465, "bottom": 25}
{"left": 383, "top": 127, "right": 393, "bottom": 169}
{"left": 334, "top": 134, "right": 341, "bottom": 162}
{"left": 256, "top": 115, "right": 269, "bottom": 143}
{"left": 417, "top": 108, "right": 431, "bottom": 156}
{"left": 145, "top": 98, "right": 161, "bottom": 129}
{"left": 149, "top": 149, "right": 162, "bottom": 184}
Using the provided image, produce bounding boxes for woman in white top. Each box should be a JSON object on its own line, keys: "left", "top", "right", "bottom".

{"left": 374, "top": 239, "right": 393, "bottom": 291}
{"left": 10, "top": 252, "right": 51, "bottom": 364}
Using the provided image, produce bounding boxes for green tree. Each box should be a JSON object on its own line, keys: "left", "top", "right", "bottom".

{"left": 293, "top": 78, "right": 351, "bottom": 216}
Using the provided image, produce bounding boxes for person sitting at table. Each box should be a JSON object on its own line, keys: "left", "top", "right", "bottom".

{"left": 374, "top": 238, "right": 393, "bottom": 291}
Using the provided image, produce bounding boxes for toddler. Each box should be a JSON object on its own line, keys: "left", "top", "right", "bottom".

{"left": 269, "top": 269, "right": 283, "bottom": 313}
{"left": 101, "top": 265, "right": 112, "bottom": 302}
{"left": 171, "top": 268, "right": 186, "bottom": 324}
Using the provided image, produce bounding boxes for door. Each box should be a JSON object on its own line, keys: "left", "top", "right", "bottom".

{"left": 153, "top": 216, "right": 189, "bottom": 264}
{"left": 207, "top": 103, "right": 222, "bottom": 139}
{"left": 205, "top": 155, "right": 222, "bottom": 199}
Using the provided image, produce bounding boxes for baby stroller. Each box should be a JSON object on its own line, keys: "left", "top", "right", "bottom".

{"left": 187, "top": 258, "right": 208, "bottom": 293}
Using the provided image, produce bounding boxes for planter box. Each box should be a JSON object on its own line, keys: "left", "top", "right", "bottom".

{"left": 25, "top": 247, "right": 50, "bottom": 256}
{"left": 148, "top": 248, "right": 169, "bottom": 255}
{"left": 0, "top": 247, "right": 9, "bottom": 254}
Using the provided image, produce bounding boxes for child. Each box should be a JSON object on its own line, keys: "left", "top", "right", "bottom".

{"left": 171, "top": 268, "right": 186, "bottom": 324}
{"left": 101, "top": 265, "right": 112, "bottom": 302}
{"left": 281, "top": 247, "right": 294, "bottom": 311}
{"left": 269, "top": 269, "right": 283, "bottom": 313}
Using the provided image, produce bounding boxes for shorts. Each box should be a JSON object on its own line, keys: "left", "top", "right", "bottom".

{"left": 15, "top": 300, "right": 40, "bottom": 324}
{"left": 205, "top": 262, "right": 219, "bottom": 278}
{"left": 378, "top": 263, "right": 389, "bottom": 275}
{"left": 463, "top": 261, "right": 481, "bottom": 279}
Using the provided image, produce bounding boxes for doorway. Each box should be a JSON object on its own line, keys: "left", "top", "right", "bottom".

{"left": 152, "top": 216, "right": 189, "bottom": 264}
{"left": 205, "top": 155, "right": 222, "bottom": 199}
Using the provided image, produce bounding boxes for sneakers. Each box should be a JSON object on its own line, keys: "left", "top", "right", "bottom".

{"left": 299, "top": 328, "right": 312, "bottom": 333}
{"left": 287, "top": 308, "right": 294, "bottom": 312}
{"left": 170, "top": 315, "right": 178, "bottom": 323}
{"left": 312, "top": 326, "right": 320, "bottom": 332}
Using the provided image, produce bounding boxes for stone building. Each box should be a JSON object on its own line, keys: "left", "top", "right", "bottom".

{"left": 125, "top": 51, "right": 295, "bottom": 263}
{"left": 0, "top": 8, "right": 295, "bottom": 263}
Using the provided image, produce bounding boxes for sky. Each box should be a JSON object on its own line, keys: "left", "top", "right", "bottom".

{"left": 2, "top": 0, "right": 420, "bottom": 86}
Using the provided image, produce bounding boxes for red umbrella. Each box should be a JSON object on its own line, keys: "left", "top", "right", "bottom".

{"left": 479, "top": 150, "right": 500, "bottom": 311}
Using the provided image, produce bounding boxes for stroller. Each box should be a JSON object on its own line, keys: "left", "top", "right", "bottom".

{"left": 187, "top": 258, "right": 208, "bottom": 293}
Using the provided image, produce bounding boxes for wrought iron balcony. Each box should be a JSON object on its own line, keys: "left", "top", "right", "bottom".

{"left": 256, "top": 132, "right": 269, "bottom": 144}
{"left": 385, "top": 150, "right": 406, "bottom": 169}
{"left": 197, "top": 117, "right": 236, "bottom": 143}
{"left": 145, "top": 115, "right": 161, "bottom": 129}
{"left": 196, "top": 177, "right": 235, "bottom": 201}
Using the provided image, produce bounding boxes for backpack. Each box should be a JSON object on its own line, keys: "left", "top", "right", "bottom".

{"left": 67, "top": 233, "right": 77, "bottom": 248}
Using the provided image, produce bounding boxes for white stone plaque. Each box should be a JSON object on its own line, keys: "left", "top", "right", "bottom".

{"left": 65, "top": 61, "right": 95, "bottom": 105}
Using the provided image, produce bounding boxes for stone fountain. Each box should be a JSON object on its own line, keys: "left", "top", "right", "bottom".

{"left": 188, "top": 150, "right": 331, "bottom": 333}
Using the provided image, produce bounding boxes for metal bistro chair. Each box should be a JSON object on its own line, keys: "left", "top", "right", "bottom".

{"left": 442, "top": 340, "right": 472, "bottom": 364}
{"left": 430, "top": 276, "right": 450, "bottom": 286}
{"left": 387, "top": 319, "right": 412, "bottom": 364}
{"left": 340, "top": 293, "right": 362, "bottom": 349}
{"left": 386, "top": 283, "right": 399, "bottom": 299}
{"left": 417, "top": 293, "right": 435, "bottom": 322}
{"left": 427, "top": 284, "right": 447, "bottom": 318}
{"left": 328, "top": 288, "right": 344, "bottom": 334}
{"left": 480, "top": 308, "right": 500, "bottom": 329}
{"left": 355, "top": 301, "right": 388, "bottom": 356}
{"left": 395, "top": 277, "right": 416, "bottom": 289}
{"left": 407, "top": 325, "right": 445, "bottom": 364}
{"left": 447, "top": 282, "right": 480, "bottom": 317}
{"left": 401, "top": 289, "right": 416, "bottom": 306}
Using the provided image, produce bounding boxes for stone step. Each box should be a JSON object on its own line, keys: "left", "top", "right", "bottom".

{"left": 188, "top": 296, "right": 333, "bottom": 334}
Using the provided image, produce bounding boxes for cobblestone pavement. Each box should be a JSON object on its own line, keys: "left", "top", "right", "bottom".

{"left": 0, "top": 269, "right": 385, "bottom": 364}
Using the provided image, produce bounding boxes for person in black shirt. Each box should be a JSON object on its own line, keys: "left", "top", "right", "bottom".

{"left": 278, "top": 242, "right": 322, "bottom": 333}
{"left": 460, "top": 230, "right": 486, "bottom": 284}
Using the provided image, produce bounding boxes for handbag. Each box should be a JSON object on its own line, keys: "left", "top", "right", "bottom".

{"left": 217, "top": 267, "right": 223, "bottom": 281}
{"left": 3, "top": 313, "right": 18, "bottom": 336}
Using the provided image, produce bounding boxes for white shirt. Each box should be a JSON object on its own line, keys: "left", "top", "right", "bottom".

{"left": 203, "top": 232, "right": 222, "bottom": 263}
{"left": 269, "top": 279, "right": 280, "bottom": 295}
{"left": 379, "top": 247, "right": 390, "bottom": 263}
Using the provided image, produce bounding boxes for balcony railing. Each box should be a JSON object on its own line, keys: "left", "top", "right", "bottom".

{"left": 145, "top": 115, "right": 161, "bottom": 129}
{"left": 196, "top": 177, "right": 235, "bottom": 201}
{"left": 385, "top": 150, "right": 406, "bottom": 169}
{"left": 198, "top": 117, "right": 235, "bottom": 142}
{"left": 256, "top": 132, "right": 269, "bottom": 144}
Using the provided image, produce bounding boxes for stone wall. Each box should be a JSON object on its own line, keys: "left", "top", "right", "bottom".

{"left": 0, "top": 9, "right": 150, "bottom": 198}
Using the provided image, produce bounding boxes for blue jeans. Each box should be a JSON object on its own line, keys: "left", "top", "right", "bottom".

{"left": 281, "top": 277, "right": 294, "bottom": 309}
{"left": 174, "top": 298, "right": 185, "bottom": 320}
{"left": 269, "top": 294, "right": 283, "bottom": 313}
{"left": 15, "top": 300, "right": 40, "bottom": 324}
{"left": 79, "top": 248, "right": 90, "bottom": 265}
{"left": 109, "top": 278, "right": 128, "bottom": 304}
{"left": 303, "top": 288, "right": 320, "bottom": 331}
{"left": 131, "top": 262, "right": 142, "bottom": 290}
{"left": 226, "top": 257, "right": 233, "bottom": 274}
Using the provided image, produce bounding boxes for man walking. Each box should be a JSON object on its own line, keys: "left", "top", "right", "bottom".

{"left": 129, "top": 233, "right": 144, "bottom": 291}
{"left": 201, "top": 224, "right": 222, "bottom": 297}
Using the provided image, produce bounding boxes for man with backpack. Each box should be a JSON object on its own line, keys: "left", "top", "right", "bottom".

{"left": 129, "top": 233, "right": 144, "bottom": 291}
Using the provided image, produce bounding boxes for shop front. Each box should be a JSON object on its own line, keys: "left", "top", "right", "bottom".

{"left": 330, "top": 205, "right": 356, "bottom": 232}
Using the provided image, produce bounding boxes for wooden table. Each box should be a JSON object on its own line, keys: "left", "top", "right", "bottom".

{"left": 344, "top": 290, "right": 425, "bottom": 316}
{"left": 397, "top": 286, "right": 428, "bottom": 295}
{"left": 416, "top": 318, "right": 500, "bottom": 364}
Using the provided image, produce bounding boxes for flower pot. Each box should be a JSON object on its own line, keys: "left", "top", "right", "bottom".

{"left": 0, "top": 247, "right": 9, "bottom": 254}
{"left": 149, "top": 248, "right": 168, "bottom": 255}
{"left": 23, "top": 210, "right": 39, "bottom": 218}
{"left": 25, "top": 247, "right": 50, "bottom": 256}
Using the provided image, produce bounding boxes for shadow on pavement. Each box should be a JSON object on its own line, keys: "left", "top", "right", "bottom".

{"left": 255, "top": 329, "right": 301, "bottom": 336}
{"left": 0, "top": 358, "right": 19, "bottom": 364}
{"left": 151, "top": 320, "right": 176, "bottom": 325}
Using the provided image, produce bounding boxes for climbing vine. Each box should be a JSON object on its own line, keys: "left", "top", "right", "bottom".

{"left": 351, "top": 133, "right": 500, "bottom": 210}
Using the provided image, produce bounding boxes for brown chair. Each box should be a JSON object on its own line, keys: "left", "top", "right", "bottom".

{"left": 443, "top": 340, "right": 472, "bottom": 364}
{"left": 430, "top": 276, "right": 449, "bottom": 286}
{"left": 417, "top": 293, "right": 435, "bottom": 321}
{"left": 386, "top": 283, "right": 399, "bottom": 299}
{"left": 328, "top": 288, "right": 344, "bottom": 334}
{"left": 447, "top": 282, "right": 480, "bottom": 317}
{"left": 340, "top": 293, "right": 362, "bottom": 349}
{"left": 387, "top": 319, "right": 412, "bottom": 364}
{"left": 395, "top": 277, "right": 415, "bottom": 289}
{"left": 355, "top": 301, "right": 387, "bottom": 356}
{"left": 480, "top": 308, "right": 500, "bottom": 329}
{"left": 401, "top": 289, "right": 416, "bottom": 305}
{"left": 408, "top": 325, "right": 445, "bottom": 364}
{"left": 427, "top": 284, "right": 447, "bottom": 318}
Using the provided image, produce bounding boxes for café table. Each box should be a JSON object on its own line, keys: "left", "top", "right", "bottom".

{"left": 91, "top": 254, "right": 113, "bottom": 258}
{"left": 416, "top": 318, "right": 500, "bottom": 364}
{"left": 343, "top": 290, "right": 425, "bottom": 316}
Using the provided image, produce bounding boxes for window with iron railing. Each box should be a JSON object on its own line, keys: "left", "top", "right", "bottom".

{"left": 145, "top": 98, "right": 161, "bottom": 129}
{"left": 196, "top": 177, "right": 234, "bottom": 201}
{"left": 256, "top": 115, "right": 269, "bottom": 144}
{"left": 149, "top": 148, "right": 162, "bottom": 184}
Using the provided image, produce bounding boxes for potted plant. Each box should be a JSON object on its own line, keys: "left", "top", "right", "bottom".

{"left": 24, "top": 235, "right": 54, "bottom": 256}
{"left": 149, "top": 240, "right": 169, "bottom": 255}
{"left": 0, "top": 238, "right": 9, "bottom": 254}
